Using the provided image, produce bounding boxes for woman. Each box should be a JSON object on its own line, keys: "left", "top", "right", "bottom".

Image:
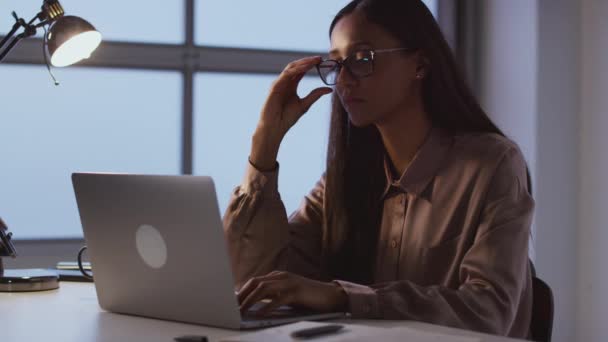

{"left": 223, "top": 0, "right": 534, "bottom": 338}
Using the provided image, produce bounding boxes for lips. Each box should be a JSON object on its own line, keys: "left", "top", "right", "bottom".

{"left": 341, "top": 95, "right": 365, "bottom": 105}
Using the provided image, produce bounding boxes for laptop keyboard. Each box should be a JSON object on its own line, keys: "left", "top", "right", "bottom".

{"left": 243, "top": 302, "right": 317, "bottom": 320}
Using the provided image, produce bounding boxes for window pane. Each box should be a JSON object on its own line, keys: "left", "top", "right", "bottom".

{"left": 0, "top": 0, "right": 183, "bottom": 43}
{"left": 0, "top": 66, "right": 181, "bottom": 239}
{"left": 197, "top": 0, "right": 438, "bottom": 51}
{"left": 194, "top": 73, "right": 330, "bottom": 216}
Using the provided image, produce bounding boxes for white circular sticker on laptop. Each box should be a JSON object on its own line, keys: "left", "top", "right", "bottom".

{"left": 135, "top": 224, "right": 168, "bottom": 269}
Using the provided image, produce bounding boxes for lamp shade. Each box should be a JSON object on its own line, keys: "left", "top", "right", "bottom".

{"left": 46, "top": 15, "right": 102, "bottom": 67}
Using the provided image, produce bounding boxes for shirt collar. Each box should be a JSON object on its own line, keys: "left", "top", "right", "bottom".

{"left": 381, "top": 127, "right": 453, "bottom": 200}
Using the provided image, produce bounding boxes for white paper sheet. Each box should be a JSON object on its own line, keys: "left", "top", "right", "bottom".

{"left": 340, "top": 326, "right": 481, "bottom": 342}
{"left": 221, "top": 321, "right": 481, "bottom": 342}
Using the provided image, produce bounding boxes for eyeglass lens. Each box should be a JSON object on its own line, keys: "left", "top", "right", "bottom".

{"left": 317, "top": 50, "right": 374, "bottom": 85}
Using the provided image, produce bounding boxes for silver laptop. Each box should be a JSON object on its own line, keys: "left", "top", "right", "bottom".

{"left": 72, "top": 173, "right": 344, "bottom": 329}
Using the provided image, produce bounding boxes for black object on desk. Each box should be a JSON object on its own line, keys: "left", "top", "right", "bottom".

{"left": 174, "top": 335, "right": 208, "bottom": 342}
{"left": 291, "top": 324, "right": 344, "bottom": 339}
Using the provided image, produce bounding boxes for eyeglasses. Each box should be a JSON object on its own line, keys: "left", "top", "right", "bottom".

{"left": 316, "top": 48, "right": 412, "bottom": 86}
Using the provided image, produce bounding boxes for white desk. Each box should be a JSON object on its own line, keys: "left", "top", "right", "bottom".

{"left": 2, "top": 281, "right": 527, "bottom": 342}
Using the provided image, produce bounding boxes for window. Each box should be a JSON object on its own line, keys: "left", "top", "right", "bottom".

{"left": 194, "top": 73, "right": 329, "bottom": 215}
{"left": 0, "top": 66, "right": 181, "bottom": 238}
{"left": 196, "top": 1, "right": 349, "bottom": 52}
{"left": 197, "top": 0, "right": 438, "bottom": 52}
{"left": 0, "top": 0, "right": 183, "bottom": 43}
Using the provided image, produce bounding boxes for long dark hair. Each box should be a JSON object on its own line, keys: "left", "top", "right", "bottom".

{"left": 321, "top": 0, "right": 530, "bottom": 283}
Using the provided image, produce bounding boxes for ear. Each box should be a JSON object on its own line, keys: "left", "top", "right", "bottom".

{"left": 414, "top": 52, "right": 430, "bottom": 80}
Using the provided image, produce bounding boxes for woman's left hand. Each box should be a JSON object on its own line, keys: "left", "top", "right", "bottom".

{"left": 237, "top": 271, "right": 348, "bottom": 317}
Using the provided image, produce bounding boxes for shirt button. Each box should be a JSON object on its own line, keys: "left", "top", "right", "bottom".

{"left": 391, "top": 239, "right": 398, "bottom": 248}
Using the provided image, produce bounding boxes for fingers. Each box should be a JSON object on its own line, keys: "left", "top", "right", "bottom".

{"left": 237, "top": 271, "right": 286, "bottom": 304}
{"left": 284, "top": 56, "right": 323, "bottom": 71}
{"left": 301, "top": 87, "right": 333, "bottom": 113}
{"left": 272, "top": 56, "right": 323, "bottom": 90}
{"left": 239, "top": 279, "right": 286, "bottom": 314}
{"left": 285, "top": 63, "right": 318, "bottom": 78}
{"left": 256, "top": 292, "right": 293, "bottom": 317}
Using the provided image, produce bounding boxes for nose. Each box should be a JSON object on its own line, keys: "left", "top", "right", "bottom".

{"left": 335, "top": 65, "right": 357, "bottom": 88}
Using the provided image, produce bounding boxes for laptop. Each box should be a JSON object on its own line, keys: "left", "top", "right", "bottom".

{"left": 71, "top": 173, "right": 345, "bottom": 329}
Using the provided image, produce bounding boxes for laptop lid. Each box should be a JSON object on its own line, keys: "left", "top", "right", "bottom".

{"left": 72, "top": 173, "right": 242, "bottom": 329}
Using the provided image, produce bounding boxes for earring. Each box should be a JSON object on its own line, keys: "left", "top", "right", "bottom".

{"left": 416, "top": 65, "right": 425, "bottom": 80}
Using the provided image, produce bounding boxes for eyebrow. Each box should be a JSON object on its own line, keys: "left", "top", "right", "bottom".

{"left": 329, "top": 41, "right": 373, "bottom": 56}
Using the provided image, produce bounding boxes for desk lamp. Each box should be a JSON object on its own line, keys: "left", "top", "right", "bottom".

{"left": 0, "top": 0, "right": 101, "bottom": 66}
{"left": 0, "top": 0, "right": 101, "bottom": 292}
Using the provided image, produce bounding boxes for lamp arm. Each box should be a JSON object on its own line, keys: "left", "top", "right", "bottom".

{"left": 0, "top": 33, "right": 25, "bottom": 63}
{"left": 0, "top": 218, "right": 17, "bottom": 274}
{"left": 0, "top": 219, "right": 17, "bottom": 257}
{"left": 0, "top": 21, "right": 21, "bottom": 51}
{"left": 35, "top": 20, "right": 55, "bottom": 29}
{"left": 0, "top": 11, "right": 44, "bottom": 63}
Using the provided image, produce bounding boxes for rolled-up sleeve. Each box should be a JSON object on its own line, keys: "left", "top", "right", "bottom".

{"left": 334, "top": 147, "right": 534, "bottom": 337}
{"left": 223, "top": 161, "right": 326, "bottom": 288}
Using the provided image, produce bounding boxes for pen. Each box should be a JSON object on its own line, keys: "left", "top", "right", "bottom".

{"left": 174, "top": 335, "right": 208, "bottom": 342}
{"left": 290, "top": 324, "right": 344, "bottom": 339}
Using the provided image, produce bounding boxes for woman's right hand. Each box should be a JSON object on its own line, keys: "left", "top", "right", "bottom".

{"left": 250, "top": 56, "right": 333, "bottom": 171}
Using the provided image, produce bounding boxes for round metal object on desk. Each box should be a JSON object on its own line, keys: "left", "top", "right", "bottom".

{"left": 0, "top": 269, "right": 60, "bottom": 292}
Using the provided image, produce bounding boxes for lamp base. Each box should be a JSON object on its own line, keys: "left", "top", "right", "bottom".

{"left": 0, "top": 269, "right": 60, "bottom": 292}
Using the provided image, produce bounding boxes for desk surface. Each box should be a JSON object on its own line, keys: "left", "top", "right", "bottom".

{"left": 2, "top": 281, "right": 526, "bottom": 342}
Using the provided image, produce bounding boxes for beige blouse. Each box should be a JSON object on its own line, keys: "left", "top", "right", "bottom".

{"left": 223, "top": 128, "right": 534, "bottom": 338}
